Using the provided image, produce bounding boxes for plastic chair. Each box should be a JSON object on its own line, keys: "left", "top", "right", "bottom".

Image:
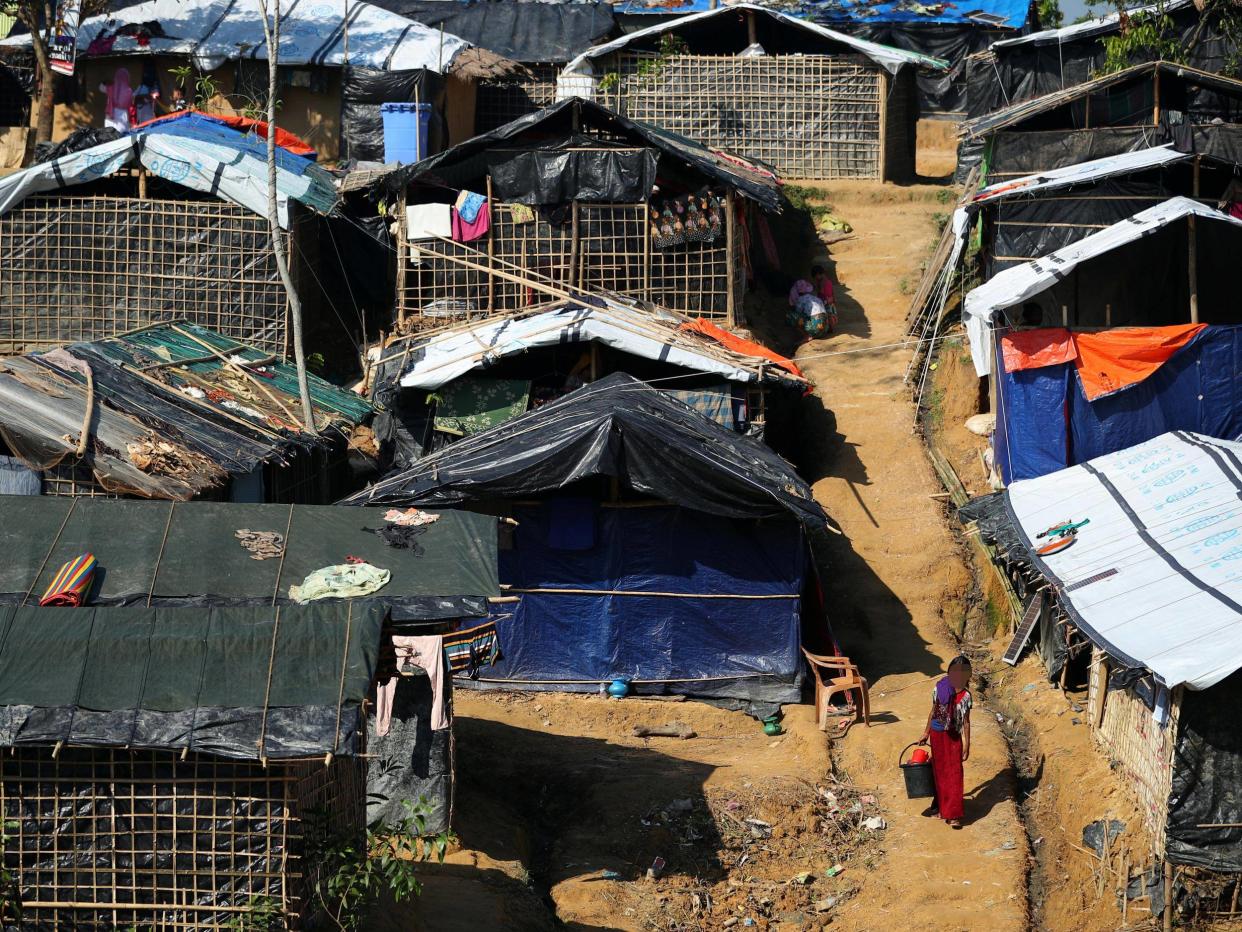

{"left": 802, "top": 648, "right": 870, "bottom": 731}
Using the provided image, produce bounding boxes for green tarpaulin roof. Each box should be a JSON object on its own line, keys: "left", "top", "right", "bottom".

{"left": 0, "top": 602, "right": 383, "bottom": 760}
{"left": 0, "top": 495, "right": 499, "bottom": 622}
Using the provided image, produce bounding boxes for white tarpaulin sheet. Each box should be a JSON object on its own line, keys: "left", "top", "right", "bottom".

{"left": 0, "top": 132, "right": 323, "bottom": 227}
{"left": 1007, "top": 431, "right": 1242, "bottom": 690}
{"left": 0, "top": 0, "right": 469, "bottom": 73}
{"left": 395, "top": 303, "right": 786, "bottom": 390}
{"left": 961, "top": 197, "right": 1242, "bottom": 377}
{"left": 967, "top": 145, "right": 1187, "bottom": 207}
{"left": 559, "top": 1, "right": 945, "bottom": 92}
{"left": 991, "top": 0, "right": 1192, "bottom": 48}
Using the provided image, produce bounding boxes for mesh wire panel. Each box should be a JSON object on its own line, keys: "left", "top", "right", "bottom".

{"left": 0, "top": 748, "right": 365, "bottom": 930}
{"left": 0, "top": 194, "right": 289, "bottom": 354}
{"left": 475, "top": 65, "right": 560, "bottom": 134}
{"left": 616, "top": 53, "right": 884, "bottom": 181}
{"left": 398, "top": 202, "right": 732, "bottom": 328}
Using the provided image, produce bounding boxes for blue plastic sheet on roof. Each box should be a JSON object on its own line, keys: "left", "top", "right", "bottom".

{"left": 478, "top": 503, "right": 804, "bottom": 702}
{"left": 616, "top": 0, "right": 1028, "bottom": 26}
{"left": 133, "top": 112, "right": 316, "bottom": 174}
{"left": 995, "top": 326, "right": 1242, "bottom": 483}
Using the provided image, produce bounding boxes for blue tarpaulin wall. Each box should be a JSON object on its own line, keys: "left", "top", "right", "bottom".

{"left": 476, "top": 502, "right": 804, "bottom": 702}
{"left": 996, "top": 326, "right": 1242, "bottom": 483}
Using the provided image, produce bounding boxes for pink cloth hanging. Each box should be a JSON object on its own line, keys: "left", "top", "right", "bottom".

{"left": 375, "top": 635, "right": 449, "bottom": 736}
{"left": 451, "top": 201, "right": 491, "bottom": 243}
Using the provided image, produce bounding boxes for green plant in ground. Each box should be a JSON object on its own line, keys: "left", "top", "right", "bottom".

{"left": 898, "top": 277, "right": 912, "bottom": 296}
{"left": 924, "top": 386, "right": 945, "bottom": 434}
{"left": 782, "top": 183, "right": 839, "bottom": 226}
{"left": 305, "top": 798, "right": 451, "bottom": 932}
{"left": 225, "top": 896, "right": 284, "bottom": 931}
{"left": 935, "top": 187, "right": 954, "bottom": 205}
{"left": 169, "top": 64, "right": 274, "bottom": 120}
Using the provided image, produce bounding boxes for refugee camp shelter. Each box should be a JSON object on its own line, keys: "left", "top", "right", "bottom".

{"left": 820, "top": 0, "right": 1030, "bottom": 117}
{"left": 559, "top": 3, "right": 944, "bottom": 181}
{"left": 367, "top": 299, "right": 809, "bottom": 466}
{"left": 343, "top": 372, "right": 831, "bottom": 705}
{"left": 963, "top": 432, "right": 1242, "bottom": 912}
{"left": 0, "top": 112, "right": 336, "bottom": 357}
{"left": 0, "top": 0, "right": 507, "bottom": 160}
{"left": 0, "top": 601, "right": 383, "bottom": 930}
{"left": 958, "top": 61, "right": 1242, "bottom": 182}
{"left": 0, "top": 321, "right": 375, "bottom": 501}
{"left": 964, "top": 0, "right": 1221, "bottom": 122}
{"left": 961, "top": 197, "right": 1242, "bottom": 482}
{"left": 391, "top": 0, "right": 618, "bottom": 133}
{"left": 0, "top": 493, "right": 503, "bottom": 845}
{"left": 362, "top": 96, "right": 781, "bottom": 326}
{"left": 960, "top": 145, "right": 1239, "bottom": 278}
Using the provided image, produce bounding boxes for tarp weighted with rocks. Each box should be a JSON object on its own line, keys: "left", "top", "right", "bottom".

{"left": 0, "top": 602, "right": 384, "bottom": 759}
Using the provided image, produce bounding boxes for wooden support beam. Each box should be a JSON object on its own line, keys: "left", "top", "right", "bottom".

{"left": 747, "top": 11, "right": 757, "bottom": 46}
{"left": 486, "top": 174, "right": 496, "bottom": 312}
{"left": 725, "top": 189, "right": 737, "bottom": 327}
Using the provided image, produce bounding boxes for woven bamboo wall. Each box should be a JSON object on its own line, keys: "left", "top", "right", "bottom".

{"left": 0, "top": 748, "right": 365, "bottom": 930}
{"left": 397, "top": 201, "right": 734, "bottom": 327}
{"left": 0, "top": 191, "right": 291, "bottom": 355}
{"left": 1090, "top": 649, "right": 1180, "bottom": 851}
{"left": 475, "top": 65, "right": 560, "bottom": 134}
{"left": 613, "top": 53, "right": 885, "bottom": 181}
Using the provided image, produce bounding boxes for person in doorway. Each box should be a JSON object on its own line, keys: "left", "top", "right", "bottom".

{"left": 810, "top": 263, "right": 835, "bottom": 308}
{"left": 918, "top": 654, "right": 972, "bottom": 828}
{"left": 1217, "top": 169, "right": 1242, "bottom": 220}
{"left": 99, "top": 67, "right": 133, "bottom": 132}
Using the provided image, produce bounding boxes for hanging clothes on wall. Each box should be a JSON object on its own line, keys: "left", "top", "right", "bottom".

{"left": 452, "top": 199, "right": 491, "bottom": 243}
{"left": 650, "top": 190, "right": 723, "bottom": 250}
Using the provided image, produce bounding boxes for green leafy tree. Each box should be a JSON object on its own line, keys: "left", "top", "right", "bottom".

{"left": 1035, "top": 0, "right": 1064, "bottom": 30}
{"left": 1092, "top": 0, "right": 1242, "bottom": 76}
{"left": 6, "top": 0, "right": 115, "bottom": 143}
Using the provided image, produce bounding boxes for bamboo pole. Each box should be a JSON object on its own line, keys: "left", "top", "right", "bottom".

{"left": 486, "top": 174, "right": 496, "bottom": 312}
{"left": 396, "top": 189, "right": 408, "bottom": 327}
{"left": 1164, "top": 860, "right": 1173, "bottom": 932}
{"left": 747, "top": 11, "right": 757, "bottom": 46}
{"left": 568, "top": 199, "right": 581, "bottom": 289}
{"left": 1153, "top": 67, "right": 1161, "bottom": 126}
{"left": 725, "top": 189, "right": 736, "bottom": 327}
{"left": 169, "top": 324, "right": 302, "bottom": 426}
{"left": 1188, "top": 215, "right": 1199, "bottom": 323}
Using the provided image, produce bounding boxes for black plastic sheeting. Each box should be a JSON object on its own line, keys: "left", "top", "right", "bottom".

{"left": 370, "top": 97, "right": 782, "bottom": 212}
{"left": 0, "top": 496, "right": 499, "bottom": 623}
{"left": 488, "top": 140, "right": 658, "bottom": 204}
{"left": 386, "top": 0, "right": 616, "bottom": 63}
{"left": 849, "top": 23, "right": 995, "bottom": 115}
{"left": 341, "top": 66, "right": 445, "bottom": 164}
{"left": 0, "top": 61, "right": 31, "bottom": 128}
{"left": 341, "top": 372, "right": 828, "bottom": 532}
{"left": 367, "top": 672, "right": 453, "bottom": 834}
{"left": 0, "top": 602, "right": 384, "bottom": 759}
{"left": 33, "top": 125, "right": 121, "bottom": 163}
{"left": 1167, "top": 670, "right": 1242, "bottom": 871}
{"left": 966, "top": 4, "right": 1235, "bottom": 121}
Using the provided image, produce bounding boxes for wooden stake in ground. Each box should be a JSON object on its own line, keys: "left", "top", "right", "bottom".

{"left": 256, "top": 0, "right": 318, "bottom": 434}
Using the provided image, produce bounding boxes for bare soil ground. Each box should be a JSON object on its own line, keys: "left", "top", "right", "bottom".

{"left": 407, "top": 129, "right": 1035, "bottom": 930}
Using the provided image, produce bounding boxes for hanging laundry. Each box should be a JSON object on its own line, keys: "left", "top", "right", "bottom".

{"left": 39, "top": 554, "right": 98, "bottom": 607}
{"left": 443, "top": 621, "right": 501, "bottom": 676}
{"left": 455, "top": 190, "right": 487, "bottom": 224}
{"left": 405, "top": 203, "right": 452, "bottom": 241}
{"left": 452, "top": 201, "right": 491, "bottom": 243}
{"left": 376, "top": 635, "right": 449, "bottom": 735}
{"left": 649, "top": 191, "right": 724, "bottom": 250}
{"left": 510, "top": 203, "right": 536, "bottom": 224}
{"left": 289, "top": 563, "right": 390, "bottom": 603}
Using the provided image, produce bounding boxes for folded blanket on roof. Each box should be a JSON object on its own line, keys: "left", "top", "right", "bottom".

{"left": 443, "top": 620, "right": 500, "bottom": 675}
{"left": 289, "top": 562, "right": 390, "bottom": 604}
{"left": 39, "top": 553, "right": 98, "bottom": 607}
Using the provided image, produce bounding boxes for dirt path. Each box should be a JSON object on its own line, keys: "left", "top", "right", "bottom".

{"left": 792, "top": 180, "right": 1029, "bottom": 932}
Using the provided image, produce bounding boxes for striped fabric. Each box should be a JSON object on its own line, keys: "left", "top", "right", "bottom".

{"left": 39, "top": 553, "right": 98, "bottom": 607}
{"left": 442, "top": 620, "right": 500, "bottom": 675}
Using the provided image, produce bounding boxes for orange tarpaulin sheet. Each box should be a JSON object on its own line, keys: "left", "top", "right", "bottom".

{"left": 132, "top": 110, "right": 318, "bottom": 158}
{"left": 679, "top": 318, "right": 805, "bottom": 380}
{"left": 1071, "top": 324, "right": 1206, "bottom": 401}
{"left": 1001, "top": 328, "right": 1077, "bottom": 373}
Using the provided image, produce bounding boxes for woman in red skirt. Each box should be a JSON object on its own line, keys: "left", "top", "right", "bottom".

{"left": 918, "top": 655, "right": 972, "bottom": 828}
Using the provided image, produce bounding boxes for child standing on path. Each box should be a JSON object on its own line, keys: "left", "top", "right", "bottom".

{"left": 918, "top": 655, "right": 972, "bottom": 828}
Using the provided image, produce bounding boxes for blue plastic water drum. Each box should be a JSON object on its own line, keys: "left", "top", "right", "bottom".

{"left": 380, "top": 102, "right": 431, "bottom": 164}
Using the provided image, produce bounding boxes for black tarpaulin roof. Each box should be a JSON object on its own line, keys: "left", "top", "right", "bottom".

{"left": 366, "top": 97, "right": 783, "bottom": 211}
{"left": 384, "top": 0, "right": 616, "bottom": 63}
{"left": 0, "top": 496, "right": 499, "bottom": 622}
{"left": 342, "top": 372, "right": 828, "bottom": 530}
{"left": 0, "top": 602, "right": 384, "bottom": 760}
